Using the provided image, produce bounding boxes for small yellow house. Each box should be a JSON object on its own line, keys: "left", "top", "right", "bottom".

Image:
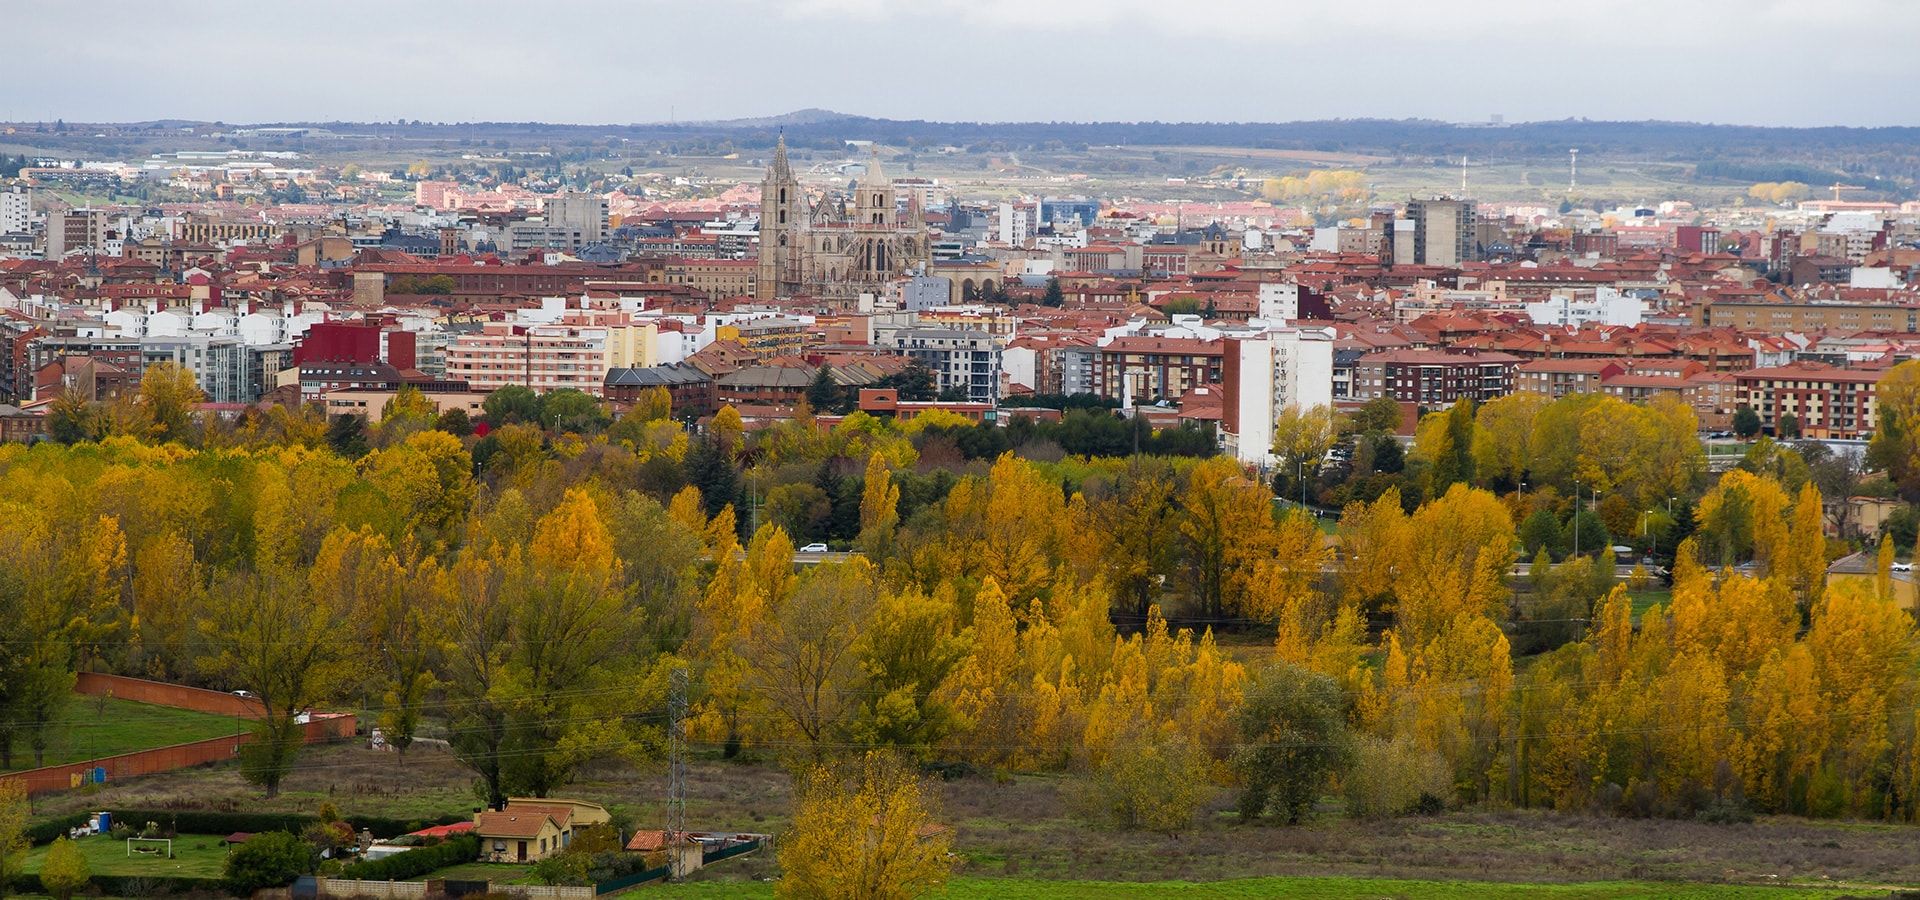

{"left": 474, "top": 798, "right": 612, "bottom": 863}
{"left": 1824, "top": 550, "right": 1917, "bottom": 610}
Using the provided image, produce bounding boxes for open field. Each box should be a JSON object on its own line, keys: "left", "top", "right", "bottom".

{"left": 650, "top": 876, "right": 1874, "bottom": 899}
{"left": 23, "top": 833, "right": 234, "bottom": 879}
{"left": 27, "top": 742, "right": 1920, "bottom": 893}
{"left": 1, "top": 696, "right": 244, "bottom": 773}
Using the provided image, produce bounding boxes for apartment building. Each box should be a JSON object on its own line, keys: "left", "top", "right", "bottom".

{"left": 890, "top": 327, "right": 1002, "bottom": 404}
{"left": 1735, "top": 361, "right": 1887, "bottom": 440}
{"left": 1697, "top": 296, "right": 1920, "bottom": 334}
{"left": 1221, "top": 327, "right": 1336, "bottom": 466}
{"left": 1351, "top": 349, "right": 1520, "bottom": 406}
{"left": 1093, "top": 336, "right": 1223, "bottom": 405}
{"left": 446, "top": 321, "right": 611, "bottom": 393}
{"left": 1513, "top": 358, "right": 1623, "bottom": 398}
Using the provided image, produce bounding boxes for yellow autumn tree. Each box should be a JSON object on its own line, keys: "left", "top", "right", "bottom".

{"left": 856, "top": 451, "right": 901, "bottom": 557}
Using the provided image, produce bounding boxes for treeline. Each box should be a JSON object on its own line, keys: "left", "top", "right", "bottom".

{"left": 7, "top": 373, "right": 1920, "bottom": 830}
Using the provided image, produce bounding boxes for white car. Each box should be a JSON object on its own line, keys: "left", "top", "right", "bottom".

{"left": 799, "top": 543, "right": 829, "bottom": 553}
{"left": 1894, "top": 562, "right": 1913, "bottom": 572}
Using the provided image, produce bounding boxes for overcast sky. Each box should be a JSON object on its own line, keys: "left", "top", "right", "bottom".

{"left": 11, "top": 0, "right": 1919, "bottom": 128}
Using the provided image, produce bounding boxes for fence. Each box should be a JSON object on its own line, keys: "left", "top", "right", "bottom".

{"left": 701, "top": 840, "right": 761, "bottom": 865}
{"left": 316, "top": 878, "right": 431, "bottom": 899}
{"left": 593, "top": 867, "right": 670, "bottom": 895}
{"left": 519, "top": 885, "right": 596, "bottom": 900}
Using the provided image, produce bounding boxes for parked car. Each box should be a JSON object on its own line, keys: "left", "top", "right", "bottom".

{"left": 799, "top": 543, "right": 829, "bottom": 553}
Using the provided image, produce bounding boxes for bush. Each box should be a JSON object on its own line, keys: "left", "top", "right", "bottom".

{"left": 224, "top": 831, "right": 315, "bottom": 895}
{"left": 40, "top": 837, "right": 92, "bottom": 900}
{"left": 1342, "top": 735, "right": 1453, "bottom": 820}
{"left": 1070, "top": 728, "right": 1212, "bottom": 834}
{"left": 340, "top": 833, "right": 479, "bottom": 881}
{"left": 1232, "top": 663, "right": 1351, "bottom": 825}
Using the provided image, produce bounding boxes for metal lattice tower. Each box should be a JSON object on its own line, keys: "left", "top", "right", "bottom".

{"left": 666, "top": 668, "right": 689, "bottom": 836}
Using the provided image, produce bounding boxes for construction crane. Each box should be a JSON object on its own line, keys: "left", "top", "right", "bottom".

{"left": 1830, "top": 182, "right": 1867, "bottom": 201}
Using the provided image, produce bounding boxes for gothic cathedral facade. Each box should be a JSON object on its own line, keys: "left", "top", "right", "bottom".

{"left": 756, "top": 137, "right": 929, "bottom": 301}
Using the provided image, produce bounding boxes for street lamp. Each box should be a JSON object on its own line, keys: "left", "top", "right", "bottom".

{"left": 1572, "top": 479, "right": 1581, "bottom": 558}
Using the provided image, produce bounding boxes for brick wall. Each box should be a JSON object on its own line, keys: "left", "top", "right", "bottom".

{"left": 75, "top": 672, "right": 266, "bottom": 717}
{"left": 0, "top": 676, "right": 356, "bottom": 797}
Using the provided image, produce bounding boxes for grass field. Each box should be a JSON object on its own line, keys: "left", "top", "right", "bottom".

{"left": 1627, "top": 588, "right": 1674, "bottom": 620}
{"left": 647, "top": 875, "right": 1868, "bottom": 899}
{"left": 1, "top": 696, "right": 244, "bottom": 773}
{"left": 26, "top": 737, "right": 1920, "bottom": 895}
{"left": 23, "top": 833, "right": 234, "bottom": 879}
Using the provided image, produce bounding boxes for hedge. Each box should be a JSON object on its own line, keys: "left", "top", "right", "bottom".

{"left": 12, "top": 872, "right": 229, "bottom": 897}
{"left": 26, "top": 813, "right": 93, "bottom": 846}
{"left": 97, "top": 809, "right": 469, "bottom": 842}
{"left": 340, "top": 833, "right": 479, "bottom": 881}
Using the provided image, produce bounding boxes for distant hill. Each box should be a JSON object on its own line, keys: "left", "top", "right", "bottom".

{"left": 4, "top": 112, "right": 1915, "bottom": 195}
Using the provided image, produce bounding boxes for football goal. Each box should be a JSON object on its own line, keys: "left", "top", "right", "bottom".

{"left": 127, "top": 837, "right": 172, "bottom": 858}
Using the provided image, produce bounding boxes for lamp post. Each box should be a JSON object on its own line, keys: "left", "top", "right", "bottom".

{"left": 1573, "top": 478, "right": 1581, "bottom": 558}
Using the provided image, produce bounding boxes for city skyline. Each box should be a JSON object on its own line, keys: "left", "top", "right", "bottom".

{"left": 11, "top": 0, "right": 1920, "bottom": 128}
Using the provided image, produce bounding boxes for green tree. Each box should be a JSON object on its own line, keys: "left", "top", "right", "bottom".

{"left": 483, "top": 384, "right": 542, "bottom": 425}
{"left": 0, "top": 781, "right": 27, "bottom": 900}
{"left": 435, "top": 406, "right": 473, "bottom": 437}
{"left": 882, "top": 361, "right": 937, "bottom": 402}
{"left": 1352, "top": 396, "right": 1402, "bottom": 435}
{"left": 326, "top": 414, "right": 371, "bottom": 459}
{"left": 805, "top": 364, "right": 841, "bottom": 413}
{"left": 1777, "top": 412, "right": 1801, "bottom": 439}
{"left": 1733, "top": 404, "right": 1762, "bottom": 439}
{"left": 1519, "top": 508, "right": 1565, "bottom": 559}
{"left": 542, "top": 388, "right": 606, "bottom": 432}
{"left": 1042, "top": 277, "right": 1064, "bottom": 307}
{"left": 198, "top": 570, "right": 358, "bottom": 797}
{"left": 1432, "top": 400, "right": 1477, "bottom": 489}
{"left": 223, "top": 831, "right": 313, "bottom": 894}
{"left": 1568, "top": 508, "right": 1610, "bottom": 559}
{"left": 1233, "top": 662, "right": 1351, "bottom": 824}
{"left": 38, "top": 838, "right": 88, "bottom": 900}
{"left": 684, "top": 434, "right": 740, "bottom": 520}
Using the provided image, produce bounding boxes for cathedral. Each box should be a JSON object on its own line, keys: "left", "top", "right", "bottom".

{"left": 756, "top": 137, "right": 930, "bottom": 302}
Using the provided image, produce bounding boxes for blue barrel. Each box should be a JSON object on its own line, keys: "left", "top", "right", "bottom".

{"left": 95, "top": 812, "right": 111, "bottom": 832}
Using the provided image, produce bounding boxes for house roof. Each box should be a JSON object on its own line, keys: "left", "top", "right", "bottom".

{"left": 474, "top": 811, "right": 558, "bottom": 839}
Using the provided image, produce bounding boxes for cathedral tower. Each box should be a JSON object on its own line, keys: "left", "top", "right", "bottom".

{"left": 757, "top": 135, "right": 806, "bottom": 300}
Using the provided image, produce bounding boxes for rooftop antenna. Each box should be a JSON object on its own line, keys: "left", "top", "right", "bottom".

{"left": 1568, "top": 149, "right": 1579, "bottom": 193}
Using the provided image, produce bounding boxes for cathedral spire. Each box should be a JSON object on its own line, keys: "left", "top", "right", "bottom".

{"left": 864, "top": 147, "right": 887, "bottom": 186}
{"left": 771, "top": 133, "right": 792, "bottom": 179}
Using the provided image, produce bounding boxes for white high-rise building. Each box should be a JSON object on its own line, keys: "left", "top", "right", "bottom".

{"left": 0, "top": 186, "right": 29, "bottom": 236}
{"left": 1222, "top": 326, "right": 1336, "bottom": 467}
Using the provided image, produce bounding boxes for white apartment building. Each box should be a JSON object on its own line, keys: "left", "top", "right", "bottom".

{"left": 1524, "top": 287, "right": 1644, "bottom": 328}
{"left": 1221, "top": 326, "right": 1336, "bottom": 467}
{"left": 0, "top": 186, "right": 29, "bottom": 236}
